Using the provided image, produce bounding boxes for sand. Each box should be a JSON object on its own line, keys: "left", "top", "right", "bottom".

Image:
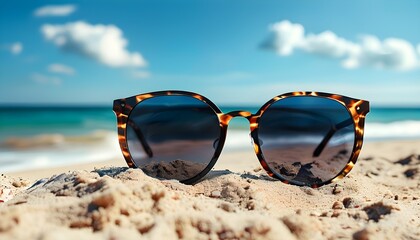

{"left": 0, "top": 140, "right": 419, "bottom": 240}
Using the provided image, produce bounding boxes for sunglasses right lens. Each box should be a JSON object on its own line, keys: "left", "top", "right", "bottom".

{"left": 257, "top": 96, "right": 355, "bottom": 186}
{"left": 126, "top": 95, "right": 222, "bottom": 182}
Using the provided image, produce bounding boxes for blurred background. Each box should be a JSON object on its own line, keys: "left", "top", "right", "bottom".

{"left": 1, "top": 0, "right": 419, "bottom": 173}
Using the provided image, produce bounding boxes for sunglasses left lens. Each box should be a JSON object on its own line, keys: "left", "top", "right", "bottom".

{"left": 126, "top": 95, "right": 221, "bottom": 182}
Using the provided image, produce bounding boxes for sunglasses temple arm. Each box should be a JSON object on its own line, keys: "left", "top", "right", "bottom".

{"left": 127, "top": 120, "right": 154, "bottom": 158}
{"left": 312, "top": 118, "right": 353, "bottom": 157}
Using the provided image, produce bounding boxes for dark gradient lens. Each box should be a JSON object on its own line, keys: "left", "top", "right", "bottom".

{"left": 126, "top": 95, "right": 221, "bottom": 182}
{"left": 258, "top": 96, "right": 355, "bottom": 186}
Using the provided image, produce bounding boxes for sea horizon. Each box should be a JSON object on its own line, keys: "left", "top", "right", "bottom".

{"left": 1, "top": 104, "right": 420, "bottom": 137}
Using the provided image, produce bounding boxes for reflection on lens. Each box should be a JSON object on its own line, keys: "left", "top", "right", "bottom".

{"left": 126, "top": 95, "right": 221, "bottom": 182}
{"left": 258, "top": 96, "right": 355, "bottom": 186}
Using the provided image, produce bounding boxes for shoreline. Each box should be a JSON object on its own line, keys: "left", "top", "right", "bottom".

{"left": 5, "top": 139, "right": 420, "bottom": 181}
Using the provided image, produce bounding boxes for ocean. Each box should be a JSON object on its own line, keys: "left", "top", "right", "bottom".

{"left": 1, "top": 106, "right": 419, "bottom": 173}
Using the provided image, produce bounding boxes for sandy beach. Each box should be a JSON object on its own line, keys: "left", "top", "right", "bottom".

{"left": 1, "top": 140, "right": 419, "bottom": 239}
{"left": 2, "top": 1, "right": 420, "bottom": 239}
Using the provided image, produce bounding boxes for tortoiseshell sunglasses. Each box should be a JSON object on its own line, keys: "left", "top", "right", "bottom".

{"left": 113, "top": 91, "right": 369, "bottom": 187}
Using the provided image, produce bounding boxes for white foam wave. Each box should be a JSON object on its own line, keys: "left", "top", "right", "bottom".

{"left": 224, "top": 130, "right": 253, "bottom": 150}
{"left": 365, "top": 121, "right": 420, "bottom": 139}
{"left": 0, "top": 130, "right": 121, "bottom": 173}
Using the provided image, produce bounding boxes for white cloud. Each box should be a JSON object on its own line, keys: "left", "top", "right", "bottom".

{"left": 34, "top": 5, "right": 76, "bottom": 17}
{"left": 1, "top": 42, "right": 23, "bottom": 55}
{"left": 261, "top": 20, "right": 304, "bottom": 56}
{"left": 131, "top": 70, "right": 151, "bottom": 79}
{"left": 0, "top": 42, "right": 23, "bottom": 55}
{"left": 10, "top": 42, "right": 23, "bottom": 55}
{"left": 303, "top": 31, "right": 358, "bottom": 58}
{"left": 262, "top": 20, "right": 420, "bottom": 71}
{"left": 344, "top": 36, "right": 419, "bottom": 70}
{"left": 32, "top": 73, "right": 62, "bottom": 85}
{"left": 48, "top": 63, "right": 75, "bottom": 75}
{"left": 41, "top": 21, "right": 147, "bottom": 68}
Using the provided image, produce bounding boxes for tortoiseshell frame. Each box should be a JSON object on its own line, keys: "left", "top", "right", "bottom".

{"left": 113, "top": 91, "right": 369, "bottom": 188}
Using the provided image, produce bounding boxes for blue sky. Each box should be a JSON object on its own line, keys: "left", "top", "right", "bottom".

{"left": 0, "top": 0, "right": 419, "bottom": 106}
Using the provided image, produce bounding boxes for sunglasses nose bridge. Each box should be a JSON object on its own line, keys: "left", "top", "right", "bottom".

{"left": 218, "top": 111, "right": 253, "bottom": 126}
{"left": 219, "top": 111, "right": 252, "bottom": 126}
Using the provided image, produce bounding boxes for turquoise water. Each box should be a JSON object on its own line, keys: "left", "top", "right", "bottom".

{"left": 0, "top": 107, "right": 115, "bottom": 141}
{"left": 0, "top": 106, "right": 419, "bottom": 172}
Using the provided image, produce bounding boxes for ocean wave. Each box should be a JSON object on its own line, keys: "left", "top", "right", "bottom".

{"left": 365, "top": 120, "right": 420, "bottom": 139}
{"left": 1, "top": 130, "right": 114, "bottom": 150}
{"left": 2, "top": 134, "right": 65, "bottom": 149}
{"left": 0, "top": 130, "right": 121, "bottom": 173}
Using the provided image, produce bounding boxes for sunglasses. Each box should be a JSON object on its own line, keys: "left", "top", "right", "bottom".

{"left": 113, "top": 91, "right": 369, "bottom": 187}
